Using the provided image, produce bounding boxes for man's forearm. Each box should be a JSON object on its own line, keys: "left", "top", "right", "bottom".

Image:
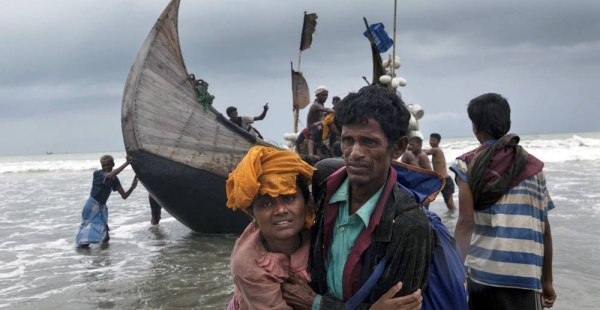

{"left": 455, "top": 179, "right": 475, "bottom": 262}
{"left": 541, "top": 218, "right": 553, "bottom": 283}
{"left": 255, "top": 109, "right": 268, "bottom": 121}
{"left": 123, "top": 187, "right": 135, "bottom": 199}
{"left": 106, "top": 162, "right": 129, "bottom": 179}
{"left": 454, "top": 219, "right": 474, "bottom": 262}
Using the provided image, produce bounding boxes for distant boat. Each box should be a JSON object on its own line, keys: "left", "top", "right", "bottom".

{"left": 46, "top": 152, "right": 53, "bottom": 155}
{"left": 121, "top": 0, "right": 278, "bottom": 234}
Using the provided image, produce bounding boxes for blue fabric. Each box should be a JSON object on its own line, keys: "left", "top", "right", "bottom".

{"left": 422, "top": 209, "right": 469, "bottom": 310}
{"left": 345, "top": 258, "right": 387, "bottom": 310}
{"left": 75, "top": 197, "right": 109, "bottom": 246}
{"left": 392, "top": 163, "right": 443, "bottom": 205}
{"left": 392, "top": 163, "right": 468, "bottom": 310}
{"left": 450, "top": 162, "right": 468, "bottom": 183}
{"left": 90, "top": 170, "right": 121, "bottom": 205}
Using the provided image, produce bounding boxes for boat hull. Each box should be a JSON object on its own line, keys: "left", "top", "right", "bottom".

{"left": 130, "top": 149, "right": 250, "bottom": 234}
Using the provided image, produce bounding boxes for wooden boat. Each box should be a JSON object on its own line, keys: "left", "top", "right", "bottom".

{"left": 121, "top": 0, "right": 277, "bottom": 234}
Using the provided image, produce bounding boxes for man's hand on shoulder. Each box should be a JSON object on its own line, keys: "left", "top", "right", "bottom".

{"left": 370, "top": 282, "right": 422, "bottom": 310}
{"left": 281, "top": 275, "right": 316, "bottom": 310}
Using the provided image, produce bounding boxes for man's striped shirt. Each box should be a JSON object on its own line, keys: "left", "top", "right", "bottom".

{"left": 452, "top": 159, "right": 554, "bottom": 291}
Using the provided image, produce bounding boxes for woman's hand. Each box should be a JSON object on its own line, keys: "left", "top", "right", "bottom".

{"left": 131, "top": 176, "right": 139, "bottom": 189}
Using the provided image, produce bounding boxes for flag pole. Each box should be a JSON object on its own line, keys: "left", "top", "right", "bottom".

{"left": 391, "top": 0, "right": 398, "bottom": 80}
{"left": 293, "top": 57, "right": 301, "bottom": 133}
{"left": 293, "top": 50, "right": 302, "bottom": 133}
{"left": 293, "top": 11, "right": 307, "bottom": 134}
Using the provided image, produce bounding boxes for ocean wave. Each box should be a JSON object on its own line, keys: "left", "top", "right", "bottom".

{"left": 0, "top": 160, "right": 102, "bottom": 174}
{"left": 1, "top": 135, "right": 599, "bottom": 174}
{"left": 441, "top": 135, "right": 600, "bottom": 163}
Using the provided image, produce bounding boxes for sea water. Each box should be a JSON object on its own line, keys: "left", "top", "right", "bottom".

{"left": 1, "top": 132, "right": 599, "bottom": 309}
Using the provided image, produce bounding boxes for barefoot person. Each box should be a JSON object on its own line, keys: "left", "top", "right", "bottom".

{"left": 148, "top": 194, "right": 162, "bottom": 225}
{"left": 76, "top": 155, "right": 138, "bottom": 248}
{"left": 424, "top": 133, "right": 456, "bottom": 211}
{"left": 225, "top": 146, "right": 316, "bottom": 309}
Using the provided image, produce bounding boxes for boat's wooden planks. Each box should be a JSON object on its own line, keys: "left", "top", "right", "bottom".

{"left": 121, "top": 0, "right": 280, "bottom": 233}
{"left": 141, "top": 143, "right": 244, "bottom": 177}
{"left": 135, "top": 122, "right": 251, "bottom": 157}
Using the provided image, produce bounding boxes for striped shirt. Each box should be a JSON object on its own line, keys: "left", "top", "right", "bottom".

{"left": 452, "top": 159, "right": 555, "bottom": 292}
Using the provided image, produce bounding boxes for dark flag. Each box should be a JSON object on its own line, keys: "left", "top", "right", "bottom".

{"left": 291, "top": 62, "right": 310, "bottom": 109}
{"left": 299, "top": 13, "right": 318, "bottom": 51}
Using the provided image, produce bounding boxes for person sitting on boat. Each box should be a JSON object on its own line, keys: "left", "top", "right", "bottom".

{"left": 75, "top": 155, "right": 138, "bottom": 249}
{"left": 306, "top": 86, "right": 334, "bottom": 127}
{"left": 321, "top": 95, "right": 342, "bottom": 148}
{"left": 225, "top": 146, "right": 317, "bottom": 309}
{"left": 226, "top": 104, "right": 268, "bottom": 139}
{"left": 295, "top": 121, "right": 332, "bottom": 163}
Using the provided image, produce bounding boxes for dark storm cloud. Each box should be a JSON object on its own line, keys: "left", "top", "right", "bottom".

{"left": 0, "top": 0, "right": 599, "bottom": 155}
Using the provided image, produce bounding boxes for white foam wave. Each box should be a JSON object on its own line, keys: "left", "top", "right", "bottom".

{"left": 0, "top": 159, "right": 134, "bottom": 174}
{"left": 441, "top": 134, "right": 600, "bottom": 164}
{"left": 0, "top": 159, "right": 99, "bottom": 174}
{"left": 0, "top": 265, "right": 25, "bottom": 279}
{"left": 0, "top": 135, "right": 598, "bottom": 174}
{"left": 0, "top": 152, "right": 127, "bottom": 174}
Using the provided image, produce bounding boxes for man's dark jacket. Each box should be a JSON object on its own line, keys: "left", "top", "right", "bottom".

{"left": 310, "top": 165, "right": 435, "bottom": 309}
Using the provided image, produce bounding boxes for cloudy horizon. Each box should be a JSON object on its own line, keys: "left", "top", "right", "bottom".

{"left": 1, "top": 0, "right": 599, "bottom": 156}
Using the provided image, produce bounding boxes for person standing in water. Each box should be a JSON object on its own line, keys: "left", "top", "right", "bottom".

{"left": 451, "top": 93, "right": 556, "bottom": 309}
{"left": 148, "top": 194, "right": 162, "bottom": 225}
{"left": 424, "top": 133, "right": 456, "bottom": 211}
{"left": 76, "top": 155, "right": 138, "bottom": 248}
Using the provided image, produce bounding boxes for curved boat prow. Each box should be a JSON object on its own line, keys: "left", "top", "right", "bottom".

{"left": 121, "top": 0, "right": 274, "bottom": 234}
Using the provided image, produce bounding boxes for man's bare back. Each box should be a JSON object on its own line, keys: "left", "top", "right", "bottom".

{"left": 424, "top": 144, "right": 456, "bottom": 211}
{"left": 424, "top": 147, "right": 448, "bottom": 177}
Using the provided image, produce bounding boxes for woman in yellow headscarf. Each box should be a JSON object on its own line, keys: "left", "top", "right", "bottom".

{"left": 226, "top": 146, "right": 316, "bottom": 310}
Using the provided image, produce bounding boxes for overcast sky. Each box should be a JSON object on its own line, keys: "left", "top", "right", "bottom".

{"left": 1, "top": 0, "right": 599, "bottom": 155}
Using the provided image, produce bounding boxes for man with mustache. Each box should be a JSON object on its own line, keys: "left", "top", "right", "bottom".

{"left": 282, "top": 85, "right": 434, "bottom": 309}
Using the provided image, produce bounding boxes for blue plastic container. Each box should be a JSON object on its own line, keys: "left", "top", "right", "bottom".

{"left": 363, "top": 23, "right": 393, "bottom": 53}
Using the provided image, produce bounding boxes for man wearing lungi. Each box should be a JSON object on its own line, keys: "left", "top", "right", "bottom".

{"left": 76, "top": 155, "right": 138, "bottom": 248}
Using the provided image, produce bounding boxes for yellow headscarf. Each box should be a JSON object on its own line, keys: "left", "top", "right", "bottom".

{"left": 226, "top": 146, "right": 317, "bottom": 228}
